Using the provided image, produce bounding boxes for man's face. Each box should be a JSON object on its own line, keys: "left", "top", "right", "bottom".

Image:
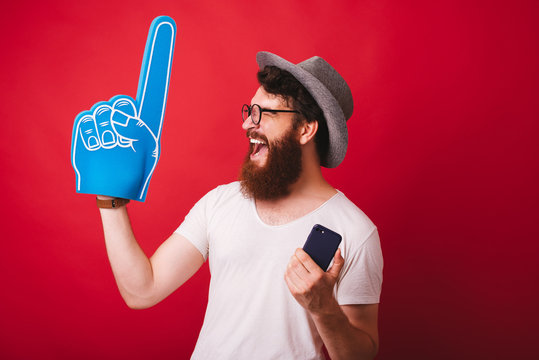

{"left": 241, "top": 87, "right": 297, "bottom": 167}
{"left": 239, "top": 87, "right": 303, "bottom": 200}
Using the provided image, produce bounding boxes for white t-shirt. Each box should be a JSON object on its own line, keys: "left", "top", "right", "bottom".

{"left": 175, "top": 182, "right": 383, "bottom": 360}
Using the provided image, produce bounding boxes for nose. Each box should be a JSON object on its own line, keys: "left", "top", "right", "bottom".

{"left": 242, "top": 114, "right": 258, "bottom": 131}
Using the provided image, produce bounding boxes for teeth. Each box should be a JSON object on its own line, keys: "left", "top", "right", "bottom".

{"left": 250, "top": 138, "right": 266, "bottom": 145}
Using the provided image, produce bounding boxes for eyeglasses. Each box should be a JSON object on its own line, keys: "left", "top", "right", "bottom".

{"left": 242, "top": 104, "right": 300, "bottom": 125}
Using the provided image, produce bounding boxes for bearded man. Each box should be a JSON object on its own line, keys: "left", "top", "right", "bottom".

{"left": 97, "top": 52, "right": 383, "bottom": 360}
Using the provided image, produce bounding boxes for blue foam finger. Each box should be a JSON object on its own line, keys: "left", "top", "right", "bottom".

{"left": 71, "top": 16, "right": 177, "bottom": 201}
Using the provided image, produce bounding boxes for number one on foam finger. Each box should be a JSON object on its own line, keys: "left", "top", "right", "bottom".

{"left": 71, "top": 16, "right": 177, "bottom": 201}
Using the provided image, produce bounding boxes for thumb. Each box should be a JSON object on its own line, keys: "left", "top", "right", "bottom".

{"left": 111, "top": 110, "right": 150, "bottom": 141}
{"left": 327, "top": 248, "right": 344, "bottom": 279}
{"left": 110, "top": 97, "right": 156, "bottom": 143}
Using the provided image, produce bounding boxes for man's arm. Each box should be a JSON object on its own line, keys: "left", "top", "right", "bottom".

{"left": 285, "top": 248, "right": 379, "bottom": 360}
{"left": 312, "top": 303, "right": 379, "bottom": 359}
{"left": 99, "top": 196, "right": 204, "bottom": 309}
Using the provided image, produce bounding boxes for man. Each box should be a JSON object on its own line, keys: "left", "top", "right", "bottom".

{"left": 97, "top": 52, "right": 383, "bottom": 359}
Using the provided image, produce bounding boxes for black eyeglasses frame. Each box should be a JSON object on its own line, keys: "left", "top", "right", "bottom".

{"left": 242, "top": 104, "right": 300, "bottom": 125}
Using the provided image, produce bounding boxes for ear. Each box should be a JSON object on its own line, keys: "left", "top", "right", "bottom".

{"left": 298, "top": 120, "right": 318, "bottom": 145}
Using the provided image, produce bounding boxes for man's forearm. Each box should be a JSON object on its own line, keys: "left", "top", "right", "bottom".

{"left": 310, "top": 300, "right": 377, "bottom": 360}
{"left": 99, "top": 206, "right": 154, "bottom": 308}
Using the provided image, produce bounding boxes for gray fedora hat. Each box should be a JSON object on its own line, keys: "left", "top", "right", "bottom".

{"left": 256, "top": 51, "right": 354, "bottom": 168}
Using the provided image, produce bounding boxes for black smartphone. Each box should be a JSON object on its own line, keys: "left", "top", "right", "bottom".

{"left": 303, "top": 224, "right": 342, "bottom": 271}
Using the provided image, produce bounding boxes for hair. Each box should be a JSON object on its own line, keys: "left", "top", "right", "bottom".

{"left": 257, "top": 65, "right": 329, "bottom": 162}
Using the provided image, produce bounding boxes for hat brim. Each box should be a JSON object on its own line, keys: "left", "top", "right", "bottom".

{"left": 256, "top": 51, "right": 348, "bottom": 168}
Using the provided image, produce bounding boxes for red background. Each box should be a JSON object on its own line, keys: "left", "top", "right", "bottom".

{"left": 1, "top": 0, "right": 538, "bottom": 359}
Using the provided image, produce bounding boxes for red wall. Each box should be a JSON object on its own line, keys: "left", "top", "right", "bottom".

{"left": 1, "top": 1, "right": 537, "bottom": 359}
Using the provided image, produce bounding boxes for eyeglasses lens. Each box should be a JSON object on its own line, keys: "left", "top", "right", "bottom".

{"left": 242, "top": 104, "right": 260, "bottom": 124}
{"left": 251, "top": 105, "right": 260, "bottom": 124}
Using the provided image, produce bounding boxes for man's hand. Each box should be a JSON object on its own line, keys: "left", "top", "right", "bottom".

{"left": 71, "top": 16, "right": 176, "bottom": 202}
{"left": 284, "top": 248, "right": 344, "bottom": 314}
{"left": 286, "top": 249, "right": 379, "bottom": 359}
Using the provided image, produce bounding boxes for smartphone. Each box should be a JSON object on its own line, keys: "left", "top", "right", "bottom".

{"left": 303, "top": 224, "right": 342, "bottom": 271}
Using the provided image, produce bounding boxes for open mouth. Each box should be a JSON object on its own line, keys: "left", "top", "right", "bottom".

{"left": 250, "top": 138, "right": 268, "bottom": 158}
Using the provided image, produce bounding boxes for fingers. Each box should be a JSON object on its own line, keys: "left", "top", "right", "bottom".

{"left": 78, "top": 114, "right": 100, "bottom": 151}
{"left": 113, "top": 97, "right": 137, "bottom": 120}
{"left": 136, "top": 16, "right": 176, "bottom": 138}
{"left": 327, "top": 248, "right": 345, "bottom": 278}
{"left": 110, "top": 97, "right": 155, "bottom": 144}
{"left": 75, "top": 106, "right": 115, "bottom": 151}
{"left": 94, "top": 105, "right": 117, "bottom": 149}
{"left": 289, "top": 253, "right": 311, "bottom": 279}
{"left": 285, "top": 249, "right": 323, "bottom": 291}
{"left": 73, "top": 95, "right": 158, "bottom": 156}
{"left": 284, "top": 265, "right": 305, "bottom": 294}
{"left": 111, "top": 97, "right": 137, "bottom": 147}
{"left": 286, "top": 248, "right": 345, "bottom": 289}
{"left": 294, "top": 248, "right": 323, "bottom": 274}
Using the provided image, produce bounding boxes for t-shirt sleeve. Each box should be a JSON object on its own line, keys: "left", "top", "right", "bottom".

{"left": 335, "top": 228, "right": 383, "bottom": 305}
{"left": 174, "top": 190, "right": 214, "bottom": 261}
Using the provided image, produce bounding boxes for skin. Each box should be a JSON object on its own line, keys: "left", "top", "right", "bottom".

{"left": 98, "top": 86, "right": 378, "bottom": 359}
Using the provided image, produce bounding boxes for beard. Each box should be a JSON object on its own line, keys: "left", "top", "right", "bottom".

{"left": 239, "top": 127, "right": 302, "bottom": 201}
